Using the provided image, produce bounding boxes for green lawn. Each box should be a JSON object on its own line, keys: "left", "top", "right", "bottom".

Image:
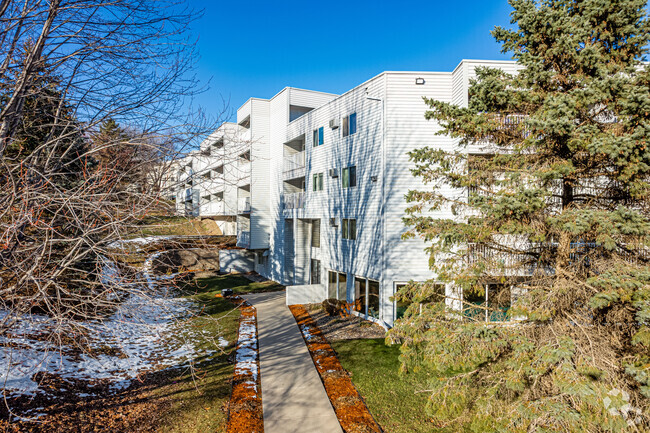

{"left": 331, "top": 338, "right": 435, "bottom": 433}
{"left": 154, "top": 273, "right": 282, "bottom": 433}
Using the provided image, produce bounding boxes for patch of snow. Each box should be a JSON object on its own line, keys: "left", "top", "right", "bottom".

{"left": 0, "top": 253, "right": 217, "bottom": 401}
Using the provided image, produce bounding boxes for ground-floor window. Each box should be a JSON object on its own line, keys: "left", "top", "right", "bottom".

{"left": 354, "top": 277, "right": 366, "bottom": 314}
{"left": 368, "top": 280, "right": 379, "bottom": 318}
{"left": 394, "top": 282, "right": 445, "bottom": 320}
{"left": 354, "top": 277, "right": 380, "bottom": 319}
{"left": 311, "top": 259, "right": 321, "bottom": 284}
{"left": 328, "top": 270, "right": 348, "bottom": 300}
{"left": 328, "top": 271, "right": 337, "bottom": 298}
{"left": 338, "top": 272, "right": 347, "bottom": 301}
{"left": 463, "top": 283, "right": 511, "bottom": 322}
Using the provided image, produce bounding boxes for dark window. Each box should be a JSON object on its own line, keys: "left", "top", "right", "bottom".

{"left": 342, "top": 112, "right": 357, "bottom": 137}
{"left": 313, "top": 127, "right": 324, "bottom": 147}
{"left": 312, "top": 219, "right": 320, "bottom": 248}
{"left": 349, "top": 112, "right": 357, "bottom": 135}
{"left": 368, "top": 280, "right": 380, "bottom": 318}
{"left": 342, "top": 165, "right": 356, "bottom": 188}
{"left": 342, "top": 218, "right": 356, "bottom": 240}
{"left": 338, "top": 272, "right": 347, "bottom": 301}
{"left": 311, "top": 259, "right": 321, "bottom": 284}
{"left": 354, "top": 277, "right": 366, "bottom": 313}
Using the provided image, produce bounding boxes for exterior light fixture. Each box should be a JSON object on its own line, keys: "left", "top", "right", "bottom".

{"left": 371, "top": 175, "right": 378, "bottom": 182}
{"left": 415, "top": 77, "right": 425, "bottom": 85}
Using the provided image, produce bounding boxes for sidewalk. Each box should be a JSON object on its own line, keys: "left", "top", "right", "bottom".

{"left": 243, "top": 291, "right": 343, "bottom": 433}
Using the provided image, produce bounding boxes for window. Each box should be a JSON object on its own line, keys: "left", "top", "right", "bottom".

{"left": 311, "top": 219, "right": 320, "bottom": 248}
{"left": 395, "top": 282, "right": 445, "bottom": 320}
{"left": 368, "top": 280, "right": 380, "bottom": 318}
{"left": 311, "top": 259, "right": 321, "bottom": 284}
{"left": 342, "top": 165, "right": 356, "bottom": 188}
{"left": 463, "top": 284, "right": 511, "bottom": 322}
{"left": 328, "top": 270, "right": 347, "bottom": 300}
{"left": 313, "top": 127, "right": 324, "bottom": 147}
{"left": 355, "top": 277, "right": 366, "bottom": 313}
{"left": 328, "top": 271, "right": 337, "bottom": 299}
{"left": 313, "top": 173, "right": 324, "bottom": 191}
{"left": 342, "top": 112, "right": 357, "bottom": 137}
{"left": 342, "top": 218, "right": 356, "bottom": 240}
{"left": 338, "top": 272, "right": 347, "bottom": 301}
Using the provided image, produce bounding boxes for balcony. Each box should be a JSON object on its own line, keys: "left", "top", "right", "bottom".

{"left": 237, "top": 230, "right": 250, "bottom": 248}
{"left": 283, "top": 191, "right": 305, "bottom": 210}
{"left": 283, "top": 151, "right": 305, "bottom": 179}
{"left": 184, "top": 188, "right": 193, "bottom": 202}
{"left": 238, "top": 197, "right": 251, "bottom": 214}
{"left": 203, "top": 200, "right": 225, "bottom": 215}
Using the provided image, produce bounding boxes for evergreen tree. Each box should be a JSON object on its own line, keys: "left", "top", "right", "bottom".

{"left": 390, "top": 0, "right": 650, "bottom": 431}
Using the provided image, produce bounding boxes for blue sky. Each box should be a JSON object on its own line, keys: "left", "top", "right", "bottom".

{"left": 187, "top": 0, "right": 515, "bottom": 120}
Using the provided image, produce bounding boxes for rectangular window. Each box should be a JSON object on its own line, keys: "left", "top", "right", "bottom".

{"left": 464, "top": 284, "right": 510, "bottom": 322}
{"left": 342, "top": 166, "right": 356, "bottom": 188}
{"left": 368, "top": 280, "right": 380, "bottom": 318}
{"left": 342, "top": 218, "right": 356, "bottom": 240}
{"left": 328, "top": 271, "right": 337, "bottom": 299}
{"left": 338, "top": 272, "right": 347, "bottom": 301}
{"left": 312, "top": 173, "right": 323, "bottom": 191}
{"left": 395, "top": 283, "right": 409, "bottom": 319}
{"left": 354, "top": 277, "right": 366, "bottom": 314}
{"left": 311, "top": 219, "right": 320, "bottom": 248}
{"left": 342, "top": 113, "right": 357, "bottom": 137}
{"left": 313, "top": 127, "right": 324, "bottom": 147}
{"left": 311, "top": 259, "right": 321, "bottom": 284}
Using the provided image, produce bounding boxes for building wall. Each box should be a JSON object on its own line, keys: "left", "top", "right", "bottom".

{"left": 171, "top": 59, "right": 520, "bottom": 326}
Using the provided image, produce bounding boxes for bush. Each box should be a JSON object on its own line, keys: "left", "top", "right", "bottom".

{"left": 322, "top": 298, "right": 342, "bottom": 316}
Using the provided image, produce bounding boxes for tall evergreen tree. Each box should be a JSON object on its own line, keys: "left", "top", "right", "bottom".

{"left": 390, "top": 0, "right": 650, "bottom": 431}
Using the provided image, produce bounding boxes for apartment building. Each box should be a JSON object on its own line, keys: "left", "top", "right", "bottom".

{"left": 172, "top": 59, "right": 520, "bottom": 327}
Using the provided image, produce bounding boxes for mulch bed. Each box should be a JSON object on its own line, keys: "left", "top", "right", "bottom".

{"left": 289, "top": 305, "right": 383, "bottom": 433}
{"left": 225, "top": 295, "right": 263, "bottom": 433}
{"left": 306, "top": 308, "right": 386, "bottom": 341}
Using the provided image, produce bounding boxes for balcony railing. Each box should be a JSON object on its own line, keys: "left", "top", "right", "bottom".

{"left": 238, "top": 196, "right": 251, "bottom": 213}
{"left": 237, "top": 230, "right": 250, "bottom": 248}
{"left": 203, "top": 200, "right": 225, "bottom": 215}
{"left": 283, "top": 151, "right": 305, "bottom": 179}
{"left": 283, "top": 191, "right": 305, "bottom": 210}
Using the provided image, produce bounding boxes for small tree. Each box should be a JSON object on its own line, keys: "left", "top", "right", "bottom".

{"left": 390, "top": 0, "right": 650, "bottom": 431}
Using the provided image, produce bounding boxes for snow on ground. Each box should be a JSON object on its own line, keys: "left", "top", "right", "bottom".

{"left": 1, "top": 237, "right": 220, "bottom": 401}
{"left": 107, "top": 236, "right": 176, "bottom": 251}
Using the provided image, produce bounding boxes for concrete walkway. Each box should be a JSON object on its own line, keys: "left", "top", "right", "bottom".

{"left": 243, "top": 291, "right": 343, "bottom": 433}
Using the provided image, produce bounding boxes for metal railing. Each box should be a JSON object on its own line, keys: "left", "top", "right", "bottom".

{"left": 283, "top": 151, "right": 305, "bottom": 180}
{"left": 283, "top": 191, "right": 305, "bottom": 209}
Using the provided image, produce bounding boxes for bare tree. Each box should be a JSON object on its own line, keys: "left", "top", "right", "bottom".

{"left": 0, "top": 0, "right": 231, "bottom": 416}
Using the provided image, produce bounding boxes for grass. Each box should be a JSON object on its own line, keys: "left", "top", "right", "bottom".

{"left": 152, "top": 273, "right": 282, "bottom": 433}
{"left": 331, "top": 338, "right": 435, "bottom": 433}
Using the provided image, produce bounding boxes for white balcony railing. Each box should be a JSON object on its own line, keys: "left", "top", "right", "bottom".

{"left": 283, "top": 151, "right": 305, "bottom": 178}
{"left": 203, "top": 200, "right": 225, "bottom": 215}
{"left": 238, "top": 196, "right": 251, "bottom": 213}
{"left": 283, "top": 191, "right": 305, "bottom": 209}
{"left": 237, "top": 230, "right": 250, "bottom": 248}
